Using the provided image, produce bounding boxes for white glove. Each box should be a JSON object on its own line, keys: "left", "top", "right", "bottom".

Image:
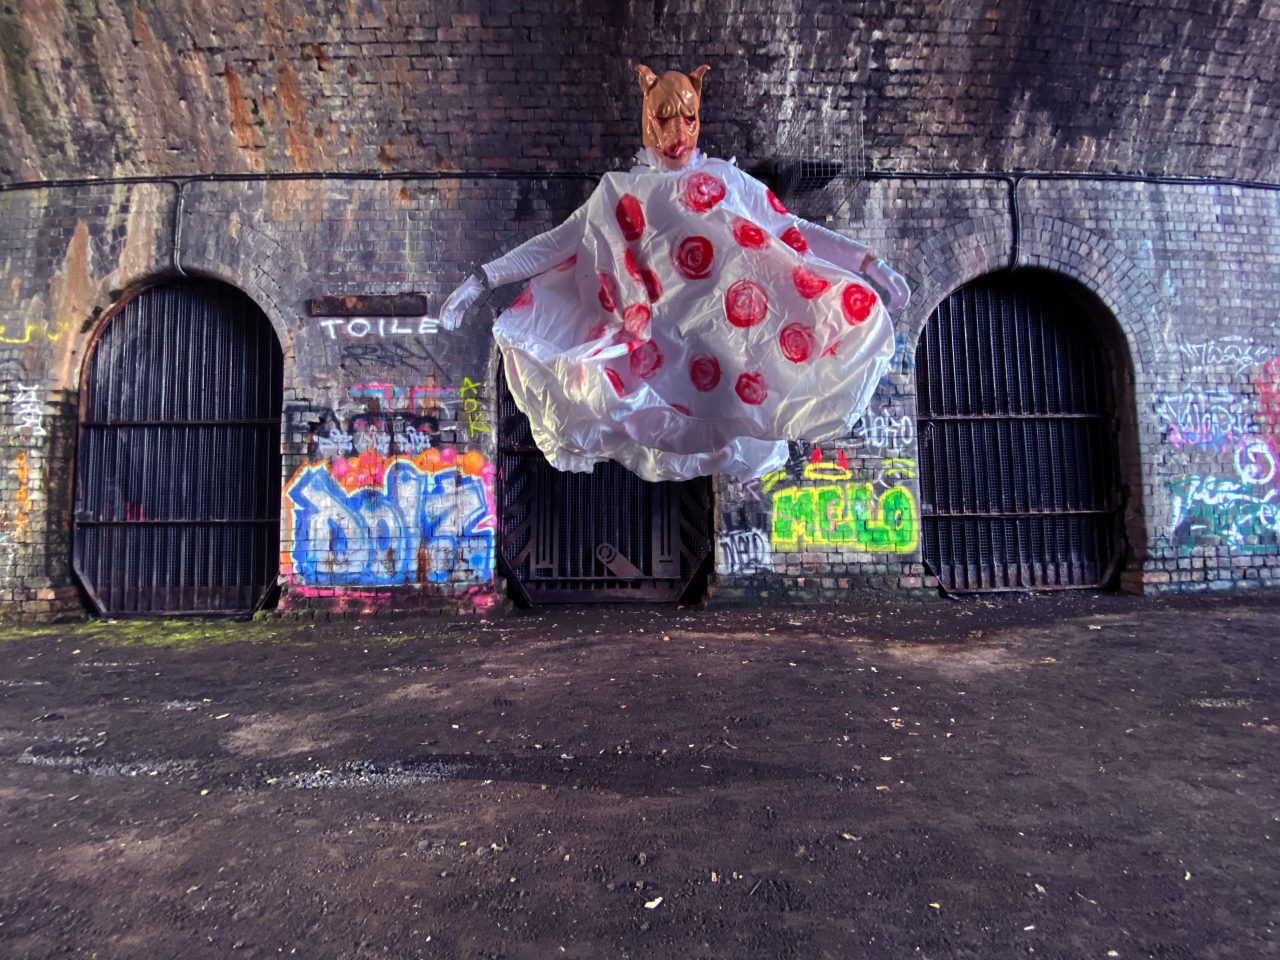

{"left": 439, "top": 275, "right": 486, "bottom": 331}
{"left": 864, "top": 258, "right": 910, "bottom": 313}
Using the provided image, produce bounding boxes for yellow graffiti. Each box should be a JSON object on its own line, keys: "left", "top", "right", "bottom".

{"left": 761, "top": 468, "right": 787, "bottom": 493}
{"left": 0, "top": 323, "right": 60, "bottom": 346}
{"left": 459, "top": 376, "right": 491, "bottom": 436}
{"left": 881, "top": 457, "right": 917, "bottom": 479}
{"left": 803, "top": 460, "right": 852, "bottom": 481}
{"left": 772, "top": 481, "right": 919, "bottom": 554}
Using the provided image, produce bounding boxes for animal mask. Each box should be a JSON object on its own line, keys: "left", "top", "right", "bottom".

{"left": 636, "top": 64, "right": 710, "bottom": 171}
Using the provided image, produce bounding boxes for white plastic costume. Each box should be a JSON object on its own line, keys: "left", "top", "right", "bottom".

{"left": 441, "top": 148, "right": 907, "bottom": 482}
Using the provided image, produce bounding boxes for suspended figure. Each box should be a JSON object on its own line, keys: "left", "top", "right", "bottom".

{"left": 441, "top": 64, "right": 909, "bottom": 482}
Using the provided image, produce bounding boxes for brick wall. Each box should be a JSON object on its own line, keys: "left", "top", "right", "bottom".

{"left": 711, "top": 178, "right": 1280, "bottom": 602}
{"left": 1, "top": 1, "right": 1276, "bottom": 619}
{"left": 2, "top": 170, "right": 1274, "bottom": 620}
{"left": 1, "top": 2, "right": 1276, "bottom": 182}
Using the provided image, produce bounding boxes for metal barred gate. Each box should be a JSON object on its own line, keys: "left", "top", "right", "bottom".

{"left": 496, "top": 368, "right": 713, "bottom": 604}
{"left": 916, "top": 272, "right": 1124, "bottom": 592}
{"left": 73, "top": 281, "right": 283, "bottom": 615}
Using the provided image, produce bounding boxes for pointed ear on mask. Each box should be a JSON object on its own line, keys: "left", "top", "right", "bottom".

{"left": 688, "top": 64, "right": 710, "bottom": 94}
{"left": 636, "top": 65, "right": 659, "bottom": 94}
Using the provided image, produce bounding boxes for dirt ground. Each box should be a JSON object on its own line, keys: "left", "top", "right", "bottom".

{"left": 0, "top": 590, "right": 1276, "bottom": 960}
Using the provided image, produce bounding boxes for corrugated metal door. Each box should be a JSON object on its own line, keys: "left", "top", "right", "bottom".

{"left": 74, "top": 281, "right": 282, "bottom": 615}
{"left": 916, "top": 272, "right": 1124, "bottom": 591}
{"left": 496, "top": 368, "right": 713, "bottom": 604}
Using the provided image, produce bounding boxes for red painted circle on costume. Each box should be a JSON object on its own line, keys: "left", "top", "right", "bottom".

{"left": 724, "top": 279, "right": 769, "bottom": 328}
{"left": 622, "top": 303, "right": 651, "bottom": 338}
{"left": 689, "top": 354, "right": 721, "bottom": 392}
{"left": 605, "top": 368, "right": 626, "bottom": 396}
{"left": 841, "top": 283, "right": 878, "bottom": 325}
{"left": 615, "top": 194, "right": 646, "bottom": 240}
{"left": 732, "top": 217, "right": 770, "bottom": 250}
{"left": 778, "top": 323, "right": 816, "bottom": 363}
{"left": 672, "top": 235, "right": 715, "bottom": 280}
{"left": 680, "top": 172, "right": 727, "bottom": 213}
{"left": 821, "top": 339, "right": 841, "bottom": 357}
{"left": 510, "top": 286, "right": 534, "bottom": 310}
{"left": 586, "top": 322, "right": 609, "bottom": 342}
{"left": 598, "top": 272, "right": 619, "bottom": 313}
{"left": 629, "top": 341, "right": 663, "bottom": 380}
{"left": 767, "top": 189, "right": 789, "bottom": 214}
{"left": 670, "top": 403, "right": 691, "bottom": 416}
{"left": 735, "top": 371, "right": 768, "bottom": 405}
{"left": 792, "top": 265, "right": 831, "bottom": 299}
{"left": 556, "top": 255, "right": 577, "bottom": 271}
{"left": 780, "top": 226, "right": 808, "bottom": 254}
{"left": 638, "top": 269, "right": 662, "bottom": 303}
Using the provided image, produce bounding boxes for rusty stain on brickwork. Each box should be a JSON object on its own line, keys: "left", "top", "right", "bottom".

{"left": 275, "top": 60, "right": 315, "bottom": 169}
{"left": 47, "top": 218, "right": 90, "bottom": 341}
{"left": 309, "top": 43, "right": 330, "bottom": 72}
{"left": 223, "top": 65, "right": 262, "bottom": 165}
{"left": 115, "top": 184, "right": 162, "bottom": 286}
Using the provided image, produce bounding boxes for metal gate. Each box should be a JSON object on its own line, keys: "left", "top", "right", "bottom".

{"left": 916, "top": 272, "right": 1124, "bottom": 592}
{"left": 73, "top": 281, "right": 283, "bottom": 615}
{"left": 496, "top": 369, "right": 713, "bottom": 604}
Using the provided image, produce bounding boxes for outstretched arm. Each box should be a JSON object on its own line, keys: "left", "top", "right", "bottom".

{"left": 797, "top": 219, "right": 876, "bottom": 273}
{"left": 440, "top": 205, "right": 588, "bottom": 329}
{"left": 481, "top": 205, "right": 588, "bottom": 286}
{"left": 797, "top": 219, "right": 910, "bottom": 312}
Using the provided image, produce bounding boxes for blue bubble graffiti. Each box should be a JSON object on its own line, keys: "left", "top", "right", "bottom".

{"left": 284, "top": 459, "right": 495, "bottom": 587}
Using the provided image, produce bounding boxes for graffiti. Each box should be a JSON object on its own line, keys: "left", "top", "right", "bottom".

{"left": 772, "top": 481, "right": 919, "bottom": 553}
{"left": 283, "top": 449, "right": 495, "bottom": 587}
{"left": 1157, "top": 389, "right": 1251, "bottom": 450}
{"left": 895, "top": 333, "right": 915, "bottom": 372}
{"left": 1177, "top": 336, "right": 1272, "bottom": 375}
{"left": 341, "top": 338, "right": 444, "bottom": 370}
{"left": 311, "top": 415, "right": 438, "bottom": 461}
{"left": 718, "top": 528, "right": 772, "bottom": 575}
{"left": 0, "top": 324, "right": 58, "bottom": 346}
{"left": 878, "top": 333, "right": 916, "bottom": 386}
{"left": 0, "top": 454, "right": 30, "bottom": 568}
{"left": 849, "top": 408, "right": 915, "bottom": 451}
{"left": 872, "top": 457, "right": 918, "bottom": 484}
{"left": 13, "top": 453, "right": 31, "bottom": 542}
{"left": 459, "top": 376, "right": 491, "bottom": 436}
{"left": 1170, "top": 476, "right": 1278, "bottom": 552}
{"left": 1256, "top": 357, "right": 1280, "bottom": 463}
{"left": 11, "top": 384, "right": 46, "bottom": 438}
{"left": 767, "top": 446, "right": 920, "bottom": 553}
{"left": 318, "top": 316, "right": 441, "bottom": 339}
{"left": 801, "top": 448, "right": 853, "bottom": 481}
{"left": 1234, "top": 437, "right": 1276, "bottom": 486}
{"left": 350, "top": 382, "right": 450, "bottom": 414}
{"left": 348, "top": 378, "right": 489, "bottom": 437}
{"left": 723, "top": 475, "right": 765, "bottom": 502}
{"left": 1164, "top": 356, "right": 1280, "bottom": 554}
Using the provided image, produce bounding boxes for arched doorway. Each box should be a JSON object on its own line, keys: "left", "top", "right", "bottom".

{"left": 494, "top": 365, "right": 714, "bottom": 604}
{"left": 915, "top": 270, "right": 1126, "bottom": 592}
{"left": 73, "top": 280, "right": 283, "bottom": 615}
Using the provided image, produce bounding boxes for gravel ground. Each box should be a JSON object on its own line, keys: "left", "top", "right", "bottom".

{"left": 0, "top": 589, "right": 1276, "bottom": 959}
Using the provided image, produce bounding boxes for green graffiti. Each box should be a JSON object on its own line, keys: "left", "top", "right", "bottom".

{"left": 771, "top": 482, "right": 919, "bottom": 553}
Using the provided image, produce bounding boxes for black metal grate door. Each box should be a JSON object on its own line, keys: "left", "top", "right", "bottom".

{"left": 916, "top": 273, "right": 1123, "bottom": 592}
{"left": 496, "top": 368, "right": 713, "bottom": 604}
{"left": 74, "top": 281, "right": 283, "bottom": 615}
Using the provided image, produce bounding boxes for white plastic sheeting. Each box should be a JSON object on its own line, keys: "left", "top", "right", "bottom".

{"left": 475, "top": 152, "right": 902, "bottom": 482}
